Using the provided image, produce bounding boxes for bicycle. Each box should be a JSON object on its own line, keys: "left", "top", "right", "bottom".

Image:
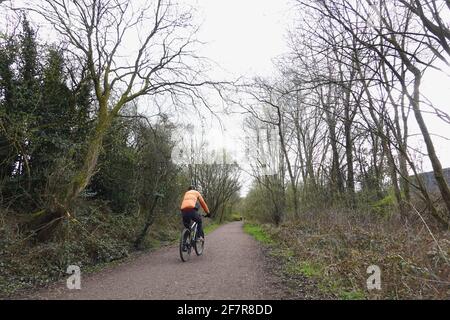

{"left": 179, "top": 214, "right": 208, "bottom": 262}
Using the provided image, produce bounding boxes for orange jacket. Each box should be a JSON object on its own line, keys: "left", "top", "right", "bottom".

{"left": 180, "top": 190, "right": 209, "bottom": 213}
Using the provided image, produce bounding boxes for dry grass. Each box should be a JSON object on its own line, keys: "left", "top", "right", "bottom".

{"left": 266, "top": 210, "right": 450, "bottom": 299}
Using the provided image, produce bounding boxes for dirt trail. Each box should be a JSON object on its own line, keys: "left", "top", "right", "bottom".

{"left": 26, "top": 221, "right": 282, "bottom": 300}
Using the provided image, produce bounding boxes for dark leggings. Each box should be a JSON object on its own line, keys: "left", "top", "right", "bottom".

{"left": 182, "top": 209, "right": 204, "bottom": 238}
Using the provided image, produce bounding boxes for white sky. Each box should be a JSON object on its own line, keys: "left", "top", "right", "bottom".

{"left": 185, "top": 0, "right": 450, "bottom": 194}
{"left": 2, "top": 0, "right": 449, "bottom": 195}
{"left": 176, "top": 0, "right": 293, "bottom": 194}
{"left": 195, "top": 0, "right": 290, "bottom": 78}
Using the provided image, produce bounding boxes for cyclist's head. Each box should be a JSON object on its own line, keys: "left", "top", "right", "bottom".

{"left": 187, "top": 185, "right": 195, "bottom": 191}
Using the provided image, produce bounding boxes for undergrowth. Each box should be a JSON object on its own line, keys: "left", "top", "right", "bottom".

{"left": 0, "top": 201, "right": 181, "bottom": 298}
{"left": 244, "top": 212, "right": 450, "bottom": 299}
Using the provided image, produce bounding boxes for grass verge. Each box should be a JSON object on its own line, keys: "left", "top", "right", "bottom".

{"left": 204, "top": 222, "right": 221, "bottom": 234}
{"left": 243, "top": 223, "right": 274, "bottom": 244}
{"left": 243, "top": 221, "right": 367, "bottom": 300}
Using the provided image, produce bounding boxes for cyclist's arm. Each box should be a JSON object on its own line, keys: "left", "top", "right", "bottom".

{"left": 198, "top": 194, "right": 209, "bottom": 214}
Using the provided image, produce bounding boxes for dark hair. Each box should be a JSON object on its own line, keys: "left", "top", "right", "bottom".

{"left": 187, "top": 185, "right": 195, "bottom": 191}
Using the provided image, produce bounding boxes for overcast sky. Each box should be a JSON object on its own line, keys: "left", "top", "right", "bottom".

{"left": 185, "top": 0, "right": 293, "bottom": 193}
{"left": 188, "top": 0, "right": 450, "bottom": 179}
{"left": 2, "top": 0, "right": 449, "bottom": 195}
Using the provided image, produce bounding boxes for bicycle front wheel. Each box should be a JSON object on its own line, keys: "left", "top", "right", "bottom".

{"left": 179, "top": 228, "right": 191, "bottom": 262}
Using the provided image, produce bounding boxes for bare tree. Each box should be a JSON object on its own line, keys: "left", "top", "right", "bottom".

{"left": 243, "top": 115, "right": 287, "bottom": 224}
{"left": 399, "top": 0, "right": 450, "bottom": 63}
{"left": 196, "top": 161, "right": 241, "bottom": 220}
{"left": 299, "top": 0, "right": 450, "bottom": 223}
{"left": 238, "top": 0, "right": 450, "bottom": 228}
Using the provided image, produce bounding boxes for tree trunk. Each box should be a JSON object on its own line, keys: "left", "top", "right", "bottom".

{"left": 383, "top": 31, "right": 450, "bottom": 221}
{"left": 325, "top": 108, "right": 344, "bottom": 195}
{"left": 410, "top": 74, "right": 450, "bottom": 219}
{"left": 383, "top": 128, "right": 406, "bottom": 217}
{"left": 64, "top": 112, "right": 111, "bottom": 207}
{"left": 33, "top": 107, "right": 112, "bottom": 240}
{"left": 134, "top": 195, "right": 161, "bottom": 249}
{"left": 344, "top": 105, "right": 355, "bottom": 206}
{"left": 275, "top": 105, "right": 299, "bottom": 217}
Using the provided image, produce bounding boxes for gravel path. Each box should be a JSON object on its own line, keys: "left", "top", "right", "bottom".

{"left": 27, "top": 221, "right": 282, "bottom": 300}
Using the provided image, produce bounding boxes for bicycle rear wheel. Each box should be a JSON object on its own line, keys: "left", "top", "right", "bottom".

{"left": 194, "top": 236, "right": 204, "bottom": 256}
{"left": 179, "top": 228, "right": 191, "bottom": 262}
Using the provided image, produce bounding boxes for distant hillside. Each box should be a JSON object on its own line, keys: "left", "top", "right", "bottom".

{"left": 411, "top": 168, "right": 450, "bottom": 192}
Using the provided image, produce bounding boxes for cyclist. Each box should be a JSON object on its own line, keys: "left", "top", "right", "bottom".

{"left": 180, "top": 185, "right": 210, "bottom": 242}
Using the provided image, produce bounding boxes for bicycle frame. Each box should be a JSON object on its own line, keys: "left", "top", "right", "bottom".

{"left": 190, "top": 221, "right": 198, "bottom": 243}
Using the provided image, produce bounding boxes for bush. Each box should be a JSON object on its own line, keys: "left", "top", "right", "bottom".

{"left": 370, "top": 193, "right": 396, "bottom": 217}
{"left": 230, "top": 212, "right": 242, "bottom": 221}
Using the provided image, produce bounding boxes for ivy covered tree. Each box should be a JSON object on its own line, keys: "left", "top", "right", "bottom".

{"left": 0, "top": 17, "right": 92, "bottom": 212}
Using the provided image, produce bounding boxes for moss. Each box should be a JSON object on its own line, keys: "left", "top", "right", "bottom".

{"left": 243, "top": 223, "right": 273, "bottom": 244}
{"left": 286, "top": 261, "right": 323, "bottom": 277}
{"left": 269, "top": 247, "right": 295, "bottom": 259}
{"left": 229, "top": 213, "right": 242, "bottom": 221}
{"left": 316, "top": 277, "right": 366, "bottom": 300}
{"left": 204, "top": 223, "right": 221, "bottom": 234}
{"left": 340, "top": 290, "right": 366, "bottom": 300}
{"left": 371, "top": 193, "right": 396, "bottom": 216}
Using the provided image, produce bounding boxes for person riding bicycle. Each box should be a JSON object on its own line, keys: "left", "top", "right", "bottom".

{"left": 180, "top": 185, "right": 210, "bottom": 241}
